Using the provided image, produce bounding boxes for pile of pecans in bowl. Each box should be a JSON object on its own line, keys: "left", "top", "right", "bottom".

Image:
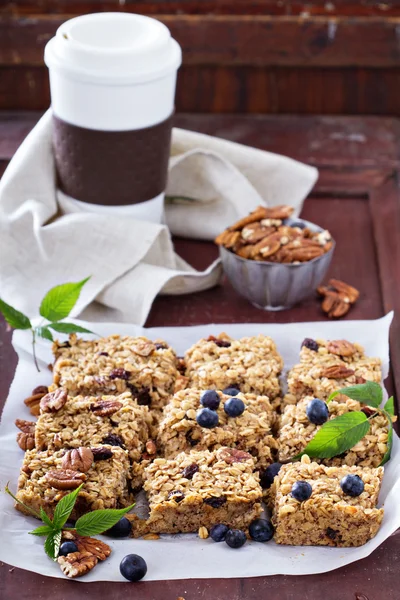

{"left": 214, "top": 205, "right": 333, "bottom": 264}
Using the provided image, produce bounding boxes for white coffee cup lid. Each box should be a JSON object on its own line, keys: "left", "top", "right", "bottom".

{"left": 45, "top": 12, "right": 182, "bottom": 85}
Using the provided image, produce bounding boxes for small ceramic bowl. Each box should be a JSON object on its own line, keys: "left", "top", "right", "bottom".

{"left": 219, "top": 217, "right": 335, "bottom": 310}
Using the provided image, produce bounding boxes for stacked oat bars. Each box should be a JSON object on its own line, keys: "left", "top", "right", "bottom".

{"left": 14, "top": 330, "right": 388, "bottom": 549}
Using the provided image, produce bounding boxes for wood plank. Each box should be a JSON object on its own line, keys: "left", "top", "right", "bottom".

{"left": 1, "top": 14, "right": 400, "bottom": 67}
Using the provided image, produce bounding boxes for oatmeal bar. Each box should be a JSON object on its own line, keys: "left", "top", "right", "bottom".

{"left": 284, "top": 338, "right": 381, "bottom": 405}
{"left": 34, "top": 392, "right": 150, "bottom": 488}
{"left": 52, "top": 334, "right": 179, "bottom": 412}
{"left": 16, "top": 446, "right": 132, "bottom": 520}
{"left": 157, "top": 388, "right": 277, "bottom": 469}
{"left": 185, "top": 333, "right": 283, "bottom": 399}
{"left": 278, "top": 396, "right": 389, "bottom": 467}
{"left": 271, "top": 456, "right": 384, "bottom": 547}
{"left": 130, "top": 447, "right": 262, "bottom": 536}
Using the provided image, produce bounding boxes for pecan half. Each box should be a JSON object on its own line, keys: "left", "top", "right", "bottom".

{"left": 90, "top": 400, "right": 122, "bottom": 416}
{"left": 24, "top": 388, "right": 48, "bottom": 416}
{"left": 57, "top": 551, "right": 98, "bottom": 578}
{"left": 288, "top": 244, "right": 324, "bottom": 262}
{"left": 40, "top": 389, "right": 68, "bottom": 413}
{"left": 16, "top": 432, "right": 35, "bottom": 451}
{"left": 327, "top": 340, "right": 357, "bottom": 357}
{"left": 62, "top": 448, "right": 94, "bottom": 473}
{"left": 321, "top": 292, "right": 350, "bottom": 319}
{"left": 45, "top": 469, "right": 86, "bottom": 490}
{"left": 217, "top": 448, "right": 252, "bottom": 464}
{"left": 321, "top": 365, "right": 355, "bottom": 379}
{"left": 250, "top": 232, "right": 282, "bottom": 259}
{"left": 265, "top": 205, "right": 295, "bottom": 220}
{"left": 229, "top": 207, "right": 271, "bottom": 231}
{"left": 74, "top": 535, "right": 111, "bottom": 561}
{"left": 15, "top": 419, "right": 35, "bottom": 433}
{"left": 241, "top": 223, "right": 275, "bottom": 244}
{"left": 328, "top": 279, "right": 360, "bottom": 303}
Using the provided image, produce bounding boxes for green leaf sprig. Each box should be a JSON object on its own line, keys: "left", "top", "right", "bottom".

{"left": 0, "top": 277, "right": 93, "bottom": 371}
{"left": 294, "top": 381, "right": 396, "bottom": 466}
{"left": 6, "top": 484, "right": 134, "bottom": 561}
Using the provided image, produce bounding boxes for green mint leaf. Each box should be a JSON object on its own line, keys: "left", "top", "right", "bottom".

{"left": 328, "top": 381, "right": 382, "bottom": 408}
{"left": 35, "top": 326, "right": 54, "bottom": 342}
{"left": 0, "top": 298, "right": 31, "bottom": 330}
{"left": 40, "top": 507, "right": 54, "bottom": 528}
{"left": 5, "top": 483, "right": 42, "bottom": 519}
{"left": 379, "top": 411, "right": 394, "bottom": 466}
{"left": 75, "top": 504, "right": 135, "bottom": 536}
{"left": 39, "top": 277, "right": 91, "bottom": 322}
{"left": 383, "top": 396, "right": 395, "bottom": 417}
{"left": 293, "top": 412, "right": 370, "bottom": 460}
{"left": 29, "top": 525, "right": 54, "bottom": 537}
{"left": 44, "top": 530, "right": 62, "bottom": 562}
{"left": 52, "top": 484, "right": 83, "bottom": 529}
{"left": 48, "top": 322, "right": 94, "bottom": 335}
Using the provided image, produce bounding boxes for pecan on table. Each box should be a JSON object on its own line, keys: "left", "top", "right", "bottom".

{"left": 23, "top": 386, "right": 49, "bottom": 416}
{"left": 15, "top": 419, "right": 36, "bottom": 450}
{"left": 40, "top": 389, "right": 68, "bottom": 413}
{"left": 318, "top": 278, "right": 360, "bottom": 319}
{"left": 57, "top": 551, "right": 98, "bottom": 578}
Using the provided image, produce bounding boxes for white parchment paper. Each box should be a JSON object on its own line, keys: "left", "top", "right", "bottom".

{"left": 0, "top": 313, "right": 399, "bottom": 581}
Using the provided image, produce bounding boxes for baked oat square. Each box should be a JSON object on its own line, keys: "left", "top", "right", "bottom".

{"left": 52, "top": 334, "right": 179, "bottom": 412}
{"left": 271, "top": 457, "right": 384, "bottom": 547}
{"left": 284, "top": 338, "right": 382, "bottom": 405}
{"left": 278, "top": 395, "right": 389, "bottom": 467}
{"left": 34, "top": 391, "right": 151, "bottom": 488}
{"left": 185, "top": 333, "right": 283, "bottom": 399}
{"left": 16, "top": 445, "right": 132, "bottom": 520}
{"left": 130, "top": 447, "right": 262, "bottom": 536}
{"left": 157, "top": 388, "right": 277, "bottom": 469}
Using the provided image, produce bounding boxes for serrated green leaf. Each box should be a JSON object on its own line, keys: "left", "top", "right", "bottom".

{"left": 328, "top": 381, "right": 382, "bottom": 408}
{"left": 294, "top": 411, "right": 370, "bottom": 460}
{"left": 35, "top": 326, "right": 53, "bottom": 342}
{"left": 48, "top": 322, "right": 93, "bottom": 335}
{"left": 44, "top": 530, "right": 62, "bottom": 561}
{"left": 384, "top": 396, "right": 395, "bottom": 417}
{"left": 75, "top": 504, "right": 135, "bottom": 537}
{"left": 40, "top": 507, "right": 54, "bottom": 528}
{"left": 39, "top": 277, "right": 91, "bottom": 322}
{"left": 379, "top": 411, "right": 394, "bottom": 466}
{"left": 52, "top": 484, "right": 83, "bottom": 529}
{"left": 0, "top": 298, "right": 31, "bottom": 330}
{"left": 29, "top": 525, "right": 54, "bottom": 537}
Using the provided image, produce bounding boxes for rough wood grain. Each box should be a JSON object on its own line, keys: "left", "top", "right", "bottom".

{"left": 0, "top": 112, "right": 399, "bottom": 598}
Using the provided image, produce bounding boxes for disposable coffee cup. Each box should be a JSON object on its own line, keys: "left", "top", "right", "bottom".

{"left": 44, "top": 13, "right": 182, "bottom": 223}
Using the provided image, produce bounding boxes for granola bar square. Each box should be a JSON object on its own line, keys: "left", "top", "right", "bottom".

{"left": 52, "top": 334, "right": 179, "bottom": 412}
{"left": 16, "top": 446, "right": 132, "bottom": 520}
{"left": 278, "top": 395, "right": 389, "bottom": 467}
{"left": 271, "top": 457, "right": 384, "bottom": 547}
{"left": 130, "top": 447, "right": 263, "bottom": 536}
{"left": 185, "top": 333, "right": 283, "bottom": 399}
{"left": 34, "top": 392, "right": 151, "bottom": 488}
{"left": 157, "top": 388, "right": 277, "bottom": 469}
{"left": 284, "top": 338, "right": 382, "bottom": 405}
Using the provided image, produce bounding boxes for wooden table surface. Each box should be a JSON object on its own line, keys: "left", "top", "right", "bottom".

{"left": 0, "top": 112, "right": 399, "bottom": 600}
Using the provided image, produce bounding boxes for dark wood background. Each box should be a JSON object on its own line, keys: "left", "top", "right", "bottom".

{"left": 1, "top": 1, "right": 400, "bottom": 115}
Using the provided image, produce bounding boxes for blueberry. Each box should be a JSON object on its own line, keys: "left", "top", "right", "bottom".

{"left": 58, "top": 541, "right": 78, "bottom": 556}
{"left": 196, "top": 408, "right": 219, "bottom": 428}
{"left": 306, "top": 398, "right": 329, "bottom": 425}
{"left": 210, "top": 524, "right": 229, "bottom": 542}
{"left": 200, "top": 390, "right": 220, "bottom": 410}
{"left": 104, "top": 517, "right": 132, "bottom": 538}
{"left": 224, "top": 397, "right": 245, "bottom": 417}
{"left": 120, "top": 554, "right": 147, "bottom": 582}
{"left": 249, "top": 519, "right": 274, "bottom": 543}
{"left": 225, "top": 529, "right": 247, "bottom": 549}
{"left": 223, "top": 387, "right": 240, "bottom": 396}
{"left": 340, "top": 474, "right": 364, "bottom": 497}
{"left": 301, "top": 338, "right": 319, "bottom": 352}
{"left": 259, "top": 463, "right": 282, "bottom": 489}
{"left": 291, "top": 480, "right": 312, "bottom": 501}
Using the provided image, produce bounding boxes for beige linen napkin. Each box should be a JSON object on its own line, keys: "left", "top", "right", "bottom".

{"left": 0, "top": 110, "right": 318, "bottom": 325}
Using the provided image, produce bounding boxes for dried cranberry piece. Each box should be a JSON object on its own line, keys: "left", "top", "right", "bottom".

{"left": 155, "top": 342, "right": 168, "bottom": 350}
{"left": 361, "top": 406, "right": 376, "bottom": 417}
{"left": 58, "top": 341, "right": 71, "bottom": 348}
{"left": 109, "top": 368, "right": 131, "bottom": 380}
{"left": 301, "top": 338, "right": 319, "bottom": 352}
{"left": 186, "top": 433, "right": 199, "bottom": 447}
{"left": 326, "top": 527, "right": 338, "bottom": 540}
{"left": 127, "top": 384, "right": 152, "bottom": 406}
{"left": 204, "top": 496, "right": 227, "bottom": 508}
{"left": 168, "top": 491, "right": 185, "bottom": 503}
{"left": 207, "top": 335, "right": 231, "bottom": 348}
{"left": 91, "top": 447, "right": 114, "bottom": 461}
{"left": 102, "top": 433, "right": 124, "bottom": 448}
{"left": 182, "top": 463, "right": 199, "bottom": 480}
{"left": 98, "top": 352, "right": 109, "bottom": 357}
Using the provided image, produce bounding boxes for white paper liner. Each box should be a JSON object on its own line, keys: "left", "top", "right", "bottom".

{"left": 0, "top": 313, "right": 398, "bottom": 582}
